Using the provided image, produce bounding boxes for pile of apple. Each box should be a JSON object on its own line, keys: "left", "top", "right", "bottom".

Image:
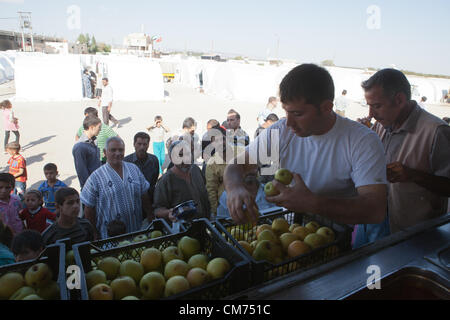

{"left": 231, "top": 217, "right": 337, "bottom": 267}
{"left": 87, "top": 235, "right": 232, "bottom": 300}
{"left": 0, "top": 263, "right": 60, "bottom": 300}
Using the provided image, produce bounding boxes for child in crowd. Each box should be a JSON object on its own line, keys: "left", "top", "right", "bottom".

{"left": 0, "top": 220, "right": 15, "bottom": 266}
{"left": 0, "top": 173, "right": 23, "bottom": 235}
{"left": 38, "top": 163, "right": 68, "bottom": 213}
{"left": 147, "top": 115, "right": 169, "bottom": 174}
{"left": 11, "top": 229, "right": 44, "bottom": 262}
{"left": 107, "top": 219, "right": 127, "bottom": 238}
{"left": 1, "top": 100, "right": 20, "bottom": 153}
{"left": 19, "top": 190, "right": 57, "bottom": 233}
{"left": 6, "top": 142, "right": 27, "bottom": 200}
{"left": 42, "top": 187, "right": 95, "bottom": 246}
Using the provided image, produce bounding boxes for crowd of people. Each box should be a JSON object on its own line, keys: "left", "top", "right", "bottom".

{"left": 0, "top": 65, "right": 449, "bottom": 267}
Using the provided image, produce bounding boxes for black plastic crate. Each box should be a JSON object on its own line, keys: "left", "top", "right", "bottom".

{"left": 0, "top": 242, "right": 68, "bottom": 300}
{"left": 90, "top": 219, "right": 175, "bottom": 250}
{"left": 72, "top": 218, "right": 251, "bottom": 300}
{"left": 215, "top": 209, "right": 353, "bottom": 285}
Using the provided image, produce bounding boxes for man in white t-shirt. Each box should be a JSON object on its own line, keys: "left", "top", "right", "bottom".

{"left": 98, "top": 78, "right": 119, "bottom": 128}
{"left": 334, "top": 90, "right": 349, "bottom": 117}
{"left": 224, "top": 64, "right": 388, "bottom": 238}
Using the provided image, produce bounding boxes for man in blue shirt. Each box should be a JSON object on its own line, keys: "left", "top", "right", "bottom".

{"left": 72, "top": 116, "right": 102, "bottom": 190}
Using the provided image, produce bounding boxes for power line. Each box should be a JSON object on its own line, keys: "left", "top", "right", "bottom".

{"left": 0, "top": 17, "right": 19, "bottom": 20}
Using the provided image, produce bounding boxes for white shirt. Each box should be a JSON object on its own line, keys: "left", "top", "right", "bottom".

{"left": 101, "top": 85, "right": 113, "bottom": 107}
{"left": 334, "top": 95, "right": 349, "bottom": 112}
{"left": 247, "top": 116, "right": 387, "bottom": 198}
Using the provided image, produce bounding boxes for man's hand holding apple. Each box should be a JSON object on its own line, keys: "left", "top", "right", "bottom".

{"left": 266, "top": 173, "right": 319, "bottom": 213}
{"left": 226, "top": 184, "right": 259, "bottom": 225}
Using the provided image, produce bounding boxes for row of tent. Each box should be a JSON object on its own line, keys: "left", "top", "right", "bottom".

{"left": 1, "top": 51, "right": 450, "bottom": 104}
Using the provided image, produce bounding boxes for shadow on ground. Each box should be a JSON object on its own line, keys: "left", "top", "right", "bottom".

{"left": 26, "top": 153, "right": 46, "bottom": 166}
{"left": 118, "top": 116, "right": 132, "bottom": 128}
{"left": 22, "top": 135, "right": 57, "bottom": 151}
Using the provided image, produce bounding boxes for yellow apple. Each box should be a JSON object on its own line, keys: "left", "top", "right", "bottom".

{"left": 206, "top": 257, "right": 231, "bottom": 280}
{"left": 0, "top": 272, "right": 25, "bottom": 299}
{"left": 304, "top": 233, "right": 327, "bottom": 249}
{"left": 110, "top": 276, "right": 137, "bottom": 300}
{"left": 164, "top": 259, "right": 190, "bottom": 279}
{"left": 264, "top": 181, "right": 280, "bottom": 196}
{"left": 292, "top": 226, "right": 312, "bottom": 241}
{"left": 139, "top": 271, "right": 165, "bottom": 300}
{"left": 187, "top": 254, "right": 209, "bottom": 270}
{"left": 305, "top": 221, "right": 320, "bottom": 233}
{"left": 120, "top": 260, "right": 144, "bottom": 284}
{"left": 279, "top": 233, "right": 299, "bottom": 252}
{"left": 164, "top": 276, "right": 190, "bottom": 297}
{"left": 89, "top": 283, "right": 114, "bottom": 300}
{"left": 316, "top": 226, "right": 335, "bottom": 244}
{"left": 271, "top": 218, "right": 290, "bottom": 235}
{"left": 140, "top": 248, "right": 162, "bottom": 272}
{"left": 25, "top": 263, "right": 53, "bottom": 289}
{"left": 287, "top": 240, "right": 311, "bottom": 258}
{"left": 98, "top": 257, "right": 121, "bottom": 280}
{"left": 186, "top": 267, "right": 210, "bottom": 288}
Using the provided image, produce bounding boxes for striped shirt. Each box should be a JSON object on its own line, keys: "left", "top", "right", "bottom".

{"left": 38, "top": 180, "right": 68, "bottom": 212}
{"left": 77, "top": 123, "right": 118, "bottom": 161}
{"left": 41, "top": 218, "right": 95, "bottom": 246}
{"left": 80, "top": 162, "right": 150, "bottom": 239}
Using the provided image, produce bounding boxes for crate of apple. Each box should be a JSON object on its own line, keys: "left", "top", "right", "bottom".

{"left": 0, "top": 243, "right": 68, "bottom": 300}
{"left": 73, "top": 219, "right": 251, "bottom": 300}
{"left": 216, "top": 170, "right": 353, "bottom": 285}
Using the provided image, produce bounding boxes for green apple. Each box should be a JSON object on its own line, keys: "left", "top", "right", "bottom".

{"left": 122, "top": 296, "right": 139, "bottom": 300}
{"left": 252, "top": 240, "right": 278, "bottom": 263}
{"left": 206, "top": 257, "right": 231, "bottom": 280}
{"left": 36, "top": 281, "right": 60, "bottom": 300}
{"left": 274, "top": 168, "right": 293, "bottom": 185}
{"left": 88, "top": 283, "right": 114, "bottom": 300}
{"left": 98, "top": 257, "right": 121, "bottom": 280}
{"left": 133, "top": 234, "right": 148, "bottom": 243}
{"left": 292, "top": 226, "right": 312, "bottom": 241}
{"left": 25, "top": 263, "right": 53, "bottom": 289}
{"left": 65, "top": 250, "right": 75, "bottom": 265}
{"left": 164, "top": 259, "right": 190, "bottom": 279}
{"left": 110, "top": 276, "right": 138, "bottom": 300}
{"left": 304, "top": 233, "right": 327, "bottom": 249}
{"left": 140, "top": 248, "right": 162, "bottom": 272}
{"left": 85, "top": 269, "right": 107, "bottom": 290}
{"left": 120, "top": 260, "right": 144, "bottom": 284}
{"left": 187, "top": 254, "right": 209, "bottom": 270}
{"left": 264, "top": 181, "right": 280, "bottom": 196}
{"left": 257, "top": 229, "right": 277, "bottom": 243}
{"left": 0, "top": 272, "right": 25, "bottom": 299}
{"left": 289, "top": 223, "right": 301, "bottom": 232}
{"left": 279, "top": 233, "right": 299, "bottom": 252}
{"left": 305, "top": 221, "right": 320, "bottom": 233}
{"left": 162, "top": 246, "right": 184, "bottom": 265}
{"left": 271, "top": 218, "right": 290, "bottom": 235}
{"left": 118, "top": 240, "right": 132, "bottom": 247}
{"left": 22, "top": 294, "right": 43, "bottom": 300}
{"left": 177, "top": 236, "right": 201, "bottom": 260}
{"left": 150, "top": 230, "right": 163, "bottom": 239}
{"left": 164, "top": 276, "right": 190, "bottom": 297}
{"left": 139, "top": 271, "right": 165, "bottom": 300}
{"left": 316, "top": 226, "right": 336, "bottom": 244}
{"left": 186, "top": 267, "right": 210, "bottom": 288}
{"left": 9, "top": 286, "right": 35, "bottom": 300}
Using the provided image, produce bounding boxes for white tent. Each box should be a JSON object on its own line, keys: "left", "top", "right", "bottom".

{"left": 0, "top": 52, "right": 15, "bottom": 84}
{"left": 15, "top": 53, "right": 83, "bottom": 101}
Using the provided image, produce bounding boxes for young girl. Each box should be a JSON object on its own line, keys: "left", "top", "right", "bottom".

{"left": 19, "top": 190, "right": 57, "bottom": 233}
{"left": 1, "top": 100, "right": 20, "bottom": 152}
{"left": 147, "top": 115, "right": 169, "bottom": 174}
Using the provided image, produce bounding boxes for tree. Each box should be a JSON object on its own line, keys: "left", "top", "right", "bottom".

{"left": 77, "top": 33, "right": 87, "bottom": 44}
{"left": 321, "top": 60, "right": 335, "bottom": 67}
{"left": 89, "top": 36, "right": 98, "bottom": 53}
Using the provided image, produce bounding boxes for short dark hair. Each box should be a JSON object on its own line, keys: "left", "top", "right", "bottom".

{"left": 0, "top": 100, "right": 12, "bottom": 109}
{"left": 0, "top": 173, "right": 15, "bottom": 187}
{"left": 279, "top": 64, "right": 335, "bottom": 108}
{"left": 24, "top": 189, "right": 43, "bottom": 201}
{"left": 207, "top": 119, "right": 220, "bottom": 128}
{"left": 421, "top": 96, "right": 427, "bottom": 102}
{"left": 5, "top": 141, "right": 20, "bottom": 150}
{"left": 154, "top": 115, "right": 162, "bottom": 121}
{"left": 43, "top": 163, "right": 57, "bottom": 172}
{"left": 55, "top": 187, "right": 79, "bottom": 206}
{"left": 361, "top": 68, "right": 411, "bottom": 101}
{"left": 265, "top": 113, "right": 279, "bottom": 122}
{"left": 107, "top": 219, "right": 127, "bottom": 237}
{"left": 83, "top": 115, "right": 101, "bottom": 130}
{"left": 182, "top": 117, "right": 197, "bottom": 129}
{"left": 227, "top": 109, "right": 240, "bottom": 119}
{"left": 342, "top": 90, "right": 347, "bottom": 95}
{"left": 11, "top": 230, "right": 44, "bottom": 256}
{"left": 0, "top": 220, "right": 13, "bottom": 248}
{"left": 268, "top": 96, "right": 277, "bottom": 103}
{"left": 134, "top": 132, "right": 150, "bottom": 144}
{"left": 84, "top": 107, "right": 98, "bottom": 117}
{"left": 102, "top": 77, "right": 108, "bottom": 82}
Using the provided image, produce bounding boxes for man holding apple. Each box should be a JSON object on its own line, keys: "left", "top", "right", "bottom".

{"left": 224, "top": 64, "right": 389, "bottom": 246}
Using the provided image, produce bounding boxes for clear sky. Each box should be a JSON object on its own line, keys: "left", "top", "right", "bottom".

{"left": 1, "top": 0, "right": 449, "bottom": 75}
